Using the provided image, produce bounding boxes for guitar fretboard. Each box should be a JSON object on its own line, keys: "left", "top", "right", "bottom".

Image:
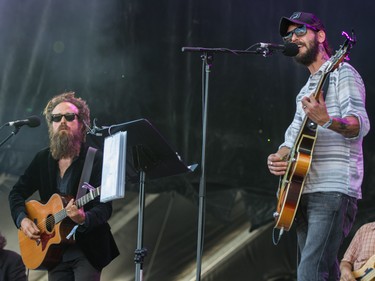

{"left": 76, "top": 186, "right": 101, "bottom": 208}
{"left": 54, "top": 186, "right": 101, "bottom": 224}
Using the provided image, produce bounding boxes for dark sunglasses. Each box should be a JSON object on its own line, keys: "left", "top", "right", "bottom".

{"left": 283, "top": 25, "right": 318, "bottom": 43}
{"left": 50, "top": 113, "right": 78, "bottom": 123}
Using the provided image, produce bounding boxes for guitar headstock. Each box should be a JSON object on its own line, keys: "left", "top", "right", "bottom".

{"left": 326, "top": 30, "right": 356, "bottom": 73}
{"left": 341, "top": 30, "right": 356, "bottom": 61}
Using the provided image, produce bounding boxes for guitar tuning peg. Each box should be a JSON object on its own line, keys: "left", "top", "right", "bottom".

{"left": 341, "top": 30, "right": 356, "bottom": 44}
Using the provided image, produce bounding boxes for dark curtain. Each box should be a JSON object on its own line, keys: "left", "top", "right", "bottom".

{"left": 0, "top": 1, "right": 374, "bottom": 280}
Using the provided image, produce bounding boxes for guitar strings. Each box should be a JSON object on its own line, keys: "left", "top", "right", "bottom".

{"left": 19, "top": 187, "right": 101, "bottom": 243}
{"left": 18, "top": 208, "right": 68, "bottom": 245}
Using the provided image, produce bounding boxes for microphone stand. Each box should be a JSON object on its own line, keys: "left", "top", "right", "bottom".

{"left": 181, "top": 46, "right": 270, "bottom": 281}
{"left": 0, "top": 125, "right": 20, "bottom": 148}
{"left": 196, "top": 51, "right": 211, "bottom": 281}
{"left": 181, "top": 46, "right": 274, "bottom": 57}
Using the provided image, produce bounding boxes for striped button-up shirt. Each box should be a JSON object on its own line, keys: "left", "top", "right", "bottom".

{"left": 280, "top": 61, "right": 370, "bottom": 199}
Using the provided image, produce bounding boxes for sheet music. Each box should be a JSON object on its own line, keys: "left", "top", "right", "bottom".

{"left": 100, "top": 131, "right": 126, "bottom": 202}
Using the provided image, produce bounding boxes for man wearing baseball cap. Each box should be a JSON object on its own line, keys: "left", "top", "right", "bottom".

{"left": 267, "top": 12, "right": 370, "bottom": 280}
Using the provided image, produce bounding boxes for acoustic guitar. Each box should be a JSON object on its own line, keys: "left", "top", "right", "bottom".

{"left": 18, "top": 184, "right": 100, "bottom": 270}
{"left": 272, "top": 31, "right": 356, "bottom": 239}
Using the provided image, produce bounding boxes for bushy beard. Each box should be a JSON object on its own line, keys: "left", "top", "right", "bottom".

{"left": 49, "top": 125, "right": 83, "bottom": 160}
{"left": 295, "top": 36, "right": 319, "bottom": 66}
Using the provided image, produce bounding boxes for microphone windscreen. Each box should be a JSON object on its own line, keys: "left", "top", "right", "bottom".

{"left": 283, "top": 43, "right": 299, "bottom": 57}
{"left": 28, "top": 116, "right": 41, "bottom": 127}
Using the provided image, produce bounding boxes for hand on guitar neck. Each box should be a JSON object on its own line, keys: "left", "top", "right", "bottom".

{"left": 267, "top": 147, "right": 290, "bottom": 176}
{"left": 301, "top": 93, "right": 331, "bottom": 127}
{"left": 65, "top": 199, "right": 86, "bottom": 225}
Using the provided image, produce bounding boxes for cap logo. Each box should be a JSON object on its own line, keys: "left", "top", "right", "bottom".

{"left": 290, "top": 12, "right": 301, "bottom": 20}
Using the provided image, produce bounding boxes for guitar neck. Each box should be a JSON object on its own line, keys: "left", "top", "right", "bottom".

{"left": 313, "top": 71, "right": 329, "bottom": 99}
{"left": 76, "top": 186, "right": 101, "bottom": 209}
{"left": 299, "top": 70, "right": 331, "bottom": 136}
{"left": 54, "top": 186, "right": 101, "bottom": 224}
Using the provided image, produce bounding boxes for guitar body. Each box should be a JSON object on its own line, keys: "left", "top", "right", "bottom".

{"left": 352, "top": 254, "right": 375, "bottom": 281}
{"left": 18, "top": 193, "right": 75, "bottom": 270}
{"left": 274, "top": 130, "right": 316, "bottom": 231}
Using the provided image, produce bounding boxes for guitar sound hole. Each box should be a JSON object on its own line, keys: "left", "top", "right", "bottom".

{"left": 46, "top": 215, "right": 55, "bottom": 232}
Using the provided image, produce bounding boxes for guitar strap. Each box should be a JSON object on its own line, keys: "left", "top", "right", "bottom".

{"left": 76, "top": 146, "right": 97, "bottom": 200}
{"left": 66, "top": 146, "right": 98, "bottom": 240}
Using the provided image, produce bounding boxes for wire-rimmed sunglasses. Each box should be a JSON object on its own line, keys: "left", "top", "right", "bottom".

{"left": 283, "top": 25, "right": 318, "bottom": 43}
{"left": 50, "top": 113, "right": 78, "bottom": 123}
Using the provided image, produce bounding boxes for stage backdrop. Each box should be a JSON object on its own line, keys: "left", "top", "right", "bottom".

{"left": 0, "top": 1, "right": 374, "bottom": 280}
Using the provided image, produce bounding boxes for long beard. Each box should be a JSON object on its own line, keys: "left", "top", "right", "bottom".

{"left": 294, "top": 36, "right": 320, "bottom": 66}
{"left": 49, "top": 126, "right": 83, "bottom": 160}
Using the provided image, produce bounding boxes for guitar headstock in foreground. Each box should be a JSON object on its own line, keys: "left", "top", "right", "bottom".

{"left": 326, "top": 30, "right": 356, "bottom": 73}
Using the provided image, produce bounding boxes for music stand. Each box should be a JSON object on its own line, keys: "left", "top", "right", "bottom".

{"left": 99, "top": 118, "right": 195, "bottom": 281}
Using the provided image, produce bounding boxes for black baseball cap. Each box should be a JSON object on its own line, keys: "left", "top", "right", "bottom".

{"left": 279, "top": 12, "right": 325, "bottom": 36}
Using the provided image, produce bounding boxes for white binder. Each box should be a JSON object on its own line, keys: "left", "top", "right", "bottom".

{"left": 100, "top": 131, "right": 127, "bottom": 202}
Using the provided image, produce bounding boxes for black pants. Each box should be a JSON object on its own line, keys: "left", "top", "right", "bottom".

{"left": 48, "top": 256, "right": 101, "bottom": 281}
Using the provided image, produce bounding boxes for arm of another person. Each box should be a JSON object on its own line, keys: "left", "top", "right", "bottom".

{"left": 4, "top": 250, "right": 27, "bottom": 281}
{"left": 339, "top": 260, "right": 355, "bottom": 281}
{"left": 340, "top": 223, "right": 369, "bottom": 281}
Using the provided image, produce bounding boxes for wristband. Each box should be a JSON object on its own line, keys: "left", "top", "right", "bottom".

{"left": 322, "top": 118, "right": 333, "bottom": 129}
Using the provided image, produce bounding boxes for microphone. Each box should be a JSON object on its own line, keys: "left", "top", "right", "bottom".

{"left": 6, "top": 115, "right": 41, "bottom": 128}
{"left": 258, "top": 42, "right": 299, "bottom": 57}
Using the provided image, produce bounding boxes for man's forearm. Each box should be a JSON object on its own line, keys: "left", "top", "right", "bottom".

{"left": 327, "top": 116, "right": 360, "bottom": 138}
{"left": 339, "top": 260, "right": 355, "bottom": 281}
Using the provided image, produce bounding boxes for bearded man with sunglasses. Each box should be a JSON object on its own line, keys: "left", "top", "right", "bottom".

{"left": 8, "top": 92, "right": 119, "bottom": 280}
{"left": 266, "top": 12, "right": 370, "bottom": 280}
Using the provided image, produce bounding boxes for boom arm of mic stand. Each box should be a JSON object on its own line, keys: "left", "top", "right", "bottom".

{"left": 0, "top": 126, "right": 21, "bottom": 148}
{"left": 181, "top": 46, "right": 269, "bottom": 56}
